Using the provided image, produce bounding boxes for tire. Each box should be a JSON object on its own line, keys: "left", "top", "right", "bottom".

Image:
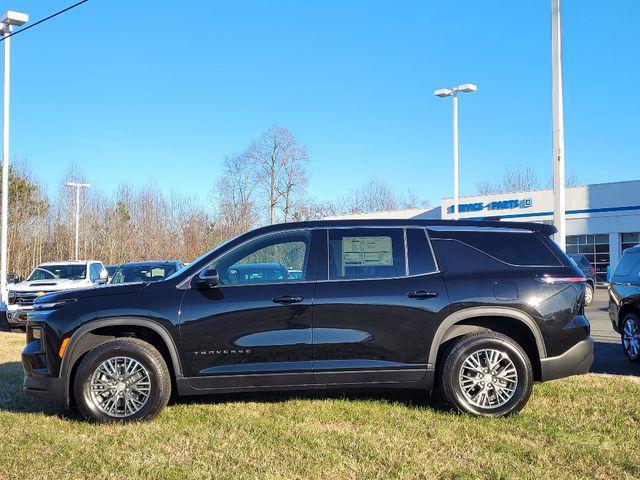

{"left": 73, "top": 338, "right": 171, "bottom": 423}
{"left": 440, "top": 332, "right": 533, "bottom": 417}
{"left": 584, "top": 283, "right": 594, "bottom": 306}
{"left": 621, "top": 313, "right": 640, "bottom": 362}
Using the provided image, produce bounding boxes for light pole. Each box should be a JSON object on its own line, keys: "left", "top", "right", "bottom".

{"left": 0, "top": 10, "right": 28, "bottom": 306}
{"left": 434, "top": 83, "right": 478, "bottom": 220}
{"left": 551, "top": 0, "right": 566, "bottom": 251}
{"left": 66, "top": 182, "right": 90, "bottom": 260}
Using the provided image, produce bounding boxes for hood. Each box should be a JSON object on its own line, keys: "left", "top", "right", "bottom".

{"left": 10, "top": 278, "right": 89, "bottom": 293}
{"left": 37, "top": 282, "right": 148, "bottom": 302}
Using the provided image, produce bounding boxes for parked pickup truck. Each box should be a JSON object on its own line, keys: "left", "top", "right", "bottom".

{"left": 7, "top": 260, "right": 107, "bottom": 327}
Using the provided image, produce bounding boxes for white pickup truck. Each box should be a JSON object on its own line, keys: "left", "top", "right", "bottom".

{"left": 7, "top": 260, "right": 108, "bottom": 326}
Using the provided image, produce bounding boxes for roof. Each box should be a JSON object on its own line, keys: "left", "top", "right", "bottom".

{"left": 39, "top": 260, "right": 101, "bottom": 266}
{"left": 243, "top": 218, "right": 557, "bottom": 237}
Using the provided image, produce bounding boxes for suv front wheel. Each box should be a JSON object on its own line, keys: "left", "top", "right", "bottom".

{"left": 440, "top": 332, "right": 533, "bottom": 416}
{"left": 73, "top": 338, "right": 171, "bottom": 423}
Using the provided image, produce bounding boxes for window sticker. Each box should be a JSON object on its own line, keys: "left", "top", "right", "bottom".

{"left": 342, "top": 236, "right": 393, "bottom": 267}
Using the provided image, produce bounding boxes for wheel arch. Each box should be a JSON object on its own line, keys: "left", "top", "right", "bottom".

{"left": 60, "top": 317, "right": 183, "bottom": 405}
{"left": 429, "top": 307, "right": 546, "bottom": 379}
{"left": 618, "top": 303, "right": 640, "bottom": 330}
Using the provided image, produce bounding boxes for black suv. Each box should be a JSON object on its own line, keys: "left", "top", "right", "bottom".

{"left": 608, "top": 245, "right": 640, "bottom": 362}
{"left": 22, "top": 219, "right": 593, "bottom": 422}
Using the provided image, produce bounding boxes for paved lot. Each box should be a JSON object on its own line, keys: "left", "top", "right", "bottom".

{"left": 588, "top": 287, "right": 640, "bottom": 376}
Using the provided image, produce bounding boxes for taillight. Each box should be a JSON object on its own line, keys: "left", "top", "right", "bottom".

{"left": 537, "top": 275, "right": 586, "bottom": 284}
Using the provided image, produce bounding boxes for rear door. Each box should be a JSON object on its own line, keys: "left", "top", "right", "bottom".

{"left": 312, "top": 226, "right": 449, "bottom": 384}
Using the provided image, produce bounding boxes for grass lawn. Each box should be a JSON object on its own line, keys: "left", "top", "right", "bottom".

{"left": 1, "top": 331, "right": 639, "bottom": 479}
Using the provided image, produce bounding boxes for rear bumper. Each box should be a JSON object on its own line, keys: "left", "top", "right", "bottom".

{"left": 540, "top": 336, "right": 594, "bottom": 381}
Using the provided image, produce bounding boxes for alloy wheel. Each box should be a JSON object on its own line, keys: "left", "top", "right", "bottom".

{"left": 458, "top": 348, "right": 518, "bottom": 409}
{"left": 584, "top": 285, "right": 593, "bottom": 305}
{"left": 89, "top": 356, "right": 151, "bottom": 418}
{"left": 623, "top": 318, "right": 640, "bottom": 359}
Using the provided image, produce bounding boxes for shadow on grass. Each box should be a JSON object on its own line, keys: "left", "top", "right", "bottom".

{"left": 0, "top": 361, "right": 80, "bottom": 419}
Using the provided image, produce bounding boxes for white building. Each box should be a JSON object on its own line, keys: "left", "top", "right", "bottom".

{"left": 330, "top": 180, "right": 640, "bottom": 283}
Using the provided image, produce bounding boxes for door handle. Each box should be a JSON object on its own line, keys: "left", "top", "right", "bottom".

{"left": 407, "top": 291, "right": 438, "bottom": 300}
{"left": 272, "top": 295, "right": 304, "bottom": 305}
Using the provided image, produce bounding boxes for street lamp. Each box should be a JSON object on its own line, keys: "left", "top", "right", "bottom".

{"left": 0, "top": 10, "right": 28, "bottom": 306}
{"left": 66, "top": 182, "right": 90, "bottom": 261}
{"left": 551, "top": 0, "right": 566, "bottom": 251}
{"left": 434, "top": 83, "right": 477, "bottom": 220}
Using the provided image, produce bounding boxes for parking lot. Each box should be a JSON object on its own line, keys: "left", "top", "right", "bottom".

{"left": 589, "top": 287, "right": 640, "bottom": 376}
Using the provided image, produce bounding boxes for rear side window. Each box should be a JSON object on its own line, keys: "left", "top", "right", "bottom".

{"left": 613, "top": 252, "right": 640, "bottom": 277}
{"left": 406, "top": 228, "right": 437, "bottom": 275}
{"left": 429, "top": 230, "right": 561, "bottom": 267}
{"left": 329, "top": 228, "right": 405, "bottom": 280}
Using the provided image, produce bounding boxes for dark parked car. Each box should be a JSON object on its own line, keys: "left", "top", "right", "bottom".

{"left": 568, "top": 254, "right": 596, "bottom": 306}
{"left": 110, "top": 261, "right": 184, "bottom": 285}
{"left": 608, "top": 246, "right": 640, "bottom": 362}
{"left": 22, "top": 219, "right": 593, "bottom": 422}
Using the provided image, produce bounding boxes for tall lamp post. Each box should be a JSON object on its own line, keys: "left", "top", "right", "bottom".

{"left": 551, "top": 0, "right": 566, "bottom": 251}
{"left": 66, "top": 182, "right": 90, "bottom": 260}
{"left": 434, "top": 83, "right": 478, "bottom": 220}
{"left": 0, "top": 10, "right": 28, "bottom": 306}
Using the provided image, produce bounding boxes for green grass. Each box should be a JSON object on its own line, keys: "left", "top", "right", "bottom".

{"left": 1, "top": 331, "right": 639, "bottom": 479}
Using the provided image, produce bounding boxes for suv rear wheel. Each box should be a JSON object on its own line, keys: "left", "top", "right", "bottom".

{"left": 440, "top": 332, "right": 533, "bottom": 416}
{"left": 73, "top": 338, "right": 171, "bottom": 423}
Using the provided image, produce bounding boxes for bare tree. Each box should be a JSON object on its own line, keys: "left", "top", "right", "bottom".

{"left": 477, "top": 164, "right": 580, "bottom": 195}
{"left": 245, "top": 125, "right": 308, "bottom": 224}
{"left": 337, "top": 177, "right": 428, "bottom": 215}
{"left": 214, "top": 153, "right": 258, "bottom": 238}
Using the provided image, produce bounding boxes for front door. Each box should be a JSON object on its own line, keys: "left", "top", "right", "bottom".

{"left": 179, "top": 228, "right": 321, "bottom": 390}
{"left": 313, "top": 227, "right": 449, "bottom": 384}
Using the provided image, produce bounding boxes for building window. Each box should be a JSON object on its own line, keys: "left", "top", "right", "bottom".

{"left": 566, "top": 234, "right": 609, "bottom": 283}
{"left": 621, "top": 232, "right": 640, "bottom": 253}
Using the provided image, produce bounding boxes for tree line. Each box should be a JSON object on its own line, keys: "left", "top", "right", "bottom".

{"left": 4, "top": 125, "right": 429, "bottom": 277}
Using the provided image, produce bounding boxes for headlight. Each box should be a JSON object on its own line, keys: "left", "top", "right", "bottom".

{"left": 8, "top": 290, "right": 15, "bottom": 299}
{"left": 32, "top": 298, "right": 77, "bottom": 310}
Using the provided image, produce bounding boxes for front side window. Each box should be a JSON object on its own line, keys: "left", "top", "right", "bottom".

{"left": 90, "top": 263, "right": 101, "bottom": 281}
{"left": 28, "top": 264, "right": 87, "bottom": 281}
{"left": 211, "top": 230, "right": 311, "bottom": 285}
{"left": 329, "top": 228, "right": 406, "bottom": 280}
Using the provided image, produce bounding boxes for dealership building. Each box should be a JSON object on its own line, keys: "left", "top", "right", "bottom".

{"left": 333, "top": 180, "right": 640, "bottom": 283}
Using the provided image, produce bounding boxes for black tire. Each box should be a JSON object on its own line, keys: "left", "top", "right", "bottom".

{"left": 73, "top": 338, "right": 171, "bottom": 423}
{"left": 621, "top": 313, "right": 640, "bottom": 362}
{"left": 584, "top": 283, "right": 594, "bottom": 306}
{"left": 440, "top": 332, "right": 533, "bottom": 417}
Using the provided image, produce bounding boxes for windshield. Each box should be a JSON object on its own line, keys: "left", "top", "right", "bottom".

{"left": 111, "top": 264, "right": 178, "bottom": 284}
{"left": 28, "top": 264, "right": 87, "bottom": 281}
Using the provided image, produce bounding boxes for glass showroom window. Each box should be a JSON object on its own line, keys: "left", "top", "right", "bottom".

{"left": 566, "top": 234, "right": 610, "bottom": 283}
{"left": 621, "top": 232, "right": 640, "bottom": 253}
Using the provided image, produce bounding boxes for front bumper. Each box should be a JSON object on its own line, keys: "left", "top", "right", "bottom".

{"left": 23, "top": 374, "right": 66, "bottom": 403}
{"left": 540, "top": 336, "right": 594, "bottom": 381}
{"left": 22, "top": 332, "right": 68, "bottom": 405}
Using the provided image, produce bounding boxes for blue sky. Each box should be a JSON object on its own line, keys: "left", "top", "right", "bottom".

{"left": 3, "top": 0, "right": 639, "bottom": 207}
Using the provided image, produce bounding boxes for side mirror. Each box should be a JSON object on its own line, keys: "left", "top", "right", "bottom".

{"left": 100, "top": 269, "right": 109, "bottom": 281}
{"left": 192, "top": 268, "right": 219, "bottom": 289}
